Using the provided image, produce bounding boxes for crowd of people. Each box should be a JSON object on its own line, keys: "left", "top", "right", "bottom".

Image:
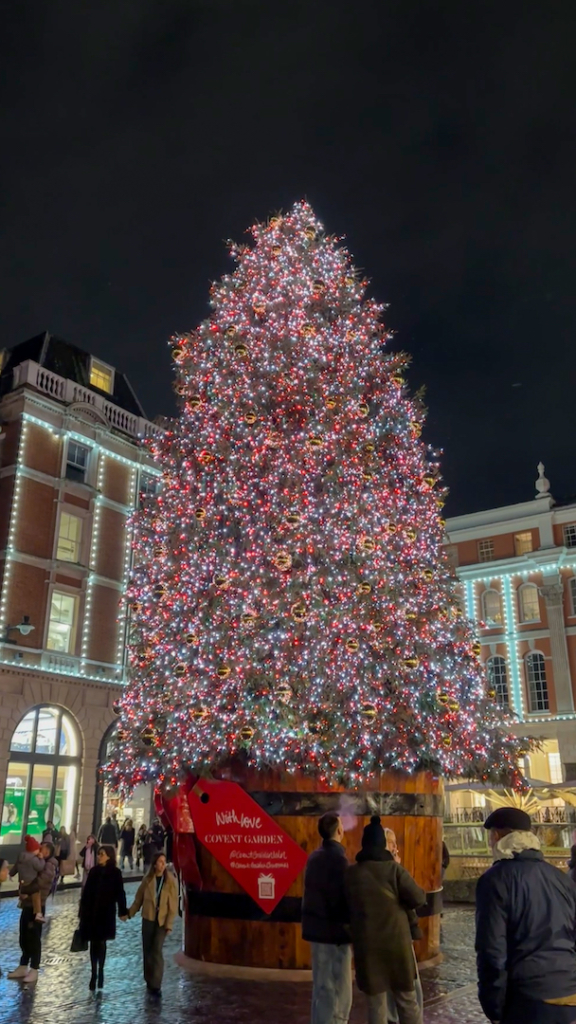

{"left": 2, "top": 814, "right": 174, "bottom": 995}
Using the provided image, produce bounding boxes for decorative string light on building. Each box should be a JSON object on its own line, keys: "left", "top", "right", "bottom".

{"left": 0, "top": 419, "right": 30, "bottom": 641}
{"left": 105, "top": 200, "right": 529, "bottom": 792}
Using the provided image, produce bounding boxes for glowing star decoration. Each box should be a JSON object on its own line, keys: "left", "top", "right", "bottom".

{"left": 105, "top": 200, "right": 528, "bottom": 794}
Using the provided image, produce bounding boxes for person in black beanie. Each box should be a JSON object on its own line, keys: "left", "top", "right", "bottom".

{"left": 345, "top": 815, "right": 425, "bottom": 1024}
{"left": 475, "top": 806, "right": 576, "bottom": 1024}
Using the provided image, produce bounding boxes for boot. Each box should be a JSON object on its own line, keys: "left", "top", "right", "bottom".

{"left": 89, "top": 971, "right": 97, "bottom": 991}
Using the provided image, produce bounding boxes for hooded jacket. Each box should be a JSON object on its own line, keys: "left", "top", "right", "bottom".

{"left": 476, "top": 841, "right": 576, "bottom": 1021}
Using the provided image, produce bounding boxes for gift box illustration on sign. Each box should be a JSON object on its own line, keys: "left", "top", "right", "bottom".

{"left": 257, "top": 873, "right": 276, "bottom": 900}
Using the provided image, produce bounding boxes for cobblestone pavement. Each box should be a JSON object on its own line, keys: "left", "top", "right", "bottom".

{"left": 0, "top": 887, "right": 484, "bottom": 1024}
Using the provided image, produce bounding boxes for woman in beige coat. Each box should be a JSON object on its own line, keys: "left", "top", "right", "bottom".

{"left": 128, "top": 852, "right": 178, "bottom": 996}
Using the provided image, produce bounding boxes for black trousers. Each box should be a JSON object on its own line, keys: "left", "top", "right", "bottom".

{"left": 503, "top": 994, "right": 576, "bottom": 1024}
{"left": 19, "top": 906, "right": 42, "bottom": 970}
{"left": 142, "top": 919, "right": 167, "bottom": 990}
{"left": 89, "top": 940, "right": 107, "bottom": 975}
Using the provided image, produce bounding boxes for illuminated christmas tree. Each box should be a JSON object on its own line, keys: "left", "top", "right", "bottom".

{"left": 108, "top": 200, "right": 524, "bottom": 792}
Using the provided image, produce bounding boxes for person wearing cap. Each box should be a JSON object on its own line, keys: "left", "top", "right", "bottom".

{"left": 302, "top": 811, "right": 352, "bottom": 1024}
{"left": 9, "top": 836, "right": 47, "bottom": 922}
{"left": 345, "top": 815, "right": 426, "bottom": 1024}
{"left": 476, "top": 806, "right": 576, "bottom": 1024}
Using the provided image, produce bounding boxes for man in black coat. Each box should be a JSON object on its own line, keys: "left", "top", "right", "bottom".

{"left": 302, "top": 811, "right": 352, "bottom": 1024}
{"left": 475, "top": 806, "right": 576, "bottom": 1024}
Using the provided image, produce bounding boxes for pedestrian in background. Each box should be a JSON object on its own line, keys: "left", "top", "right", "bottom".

{"left": 8, "top": 841, "right": 58, "bottom": 983}
{"left": 128, "top": 852, "right": 178, "bottom": 997}
{"left": 79, "top": 834, "right": 98, "bottom": 888}
{"left": 120, "top": 818, "right": 135, "bottom": 871}
{"left": 79, "top": 844, "right": 127, "bottom": 991}
{"left": 345, "top": 815, "right": 425, "bottom": 1024}
{"left": 150, "top": 818, "right": 165, "bottom": 852}
{"left": 383, "top": 828, "right": 424, "bottom": 1024}
{"left": 42, "top": 820, "right": 57, "bottom": 844}
{"left": 302, "top": 811, "right": 352, "bottom": 1024}
{"left": 98, "top": 816, "right": 118, "bottom": 847}
{"left": 56, "top": 826, "right": 71, "bottom": 888}
{"left": 476, "top": 807, "right": 576, "bottom": 1024}
{"left": 136, "top": 823, "right": 147, "bottom": 869}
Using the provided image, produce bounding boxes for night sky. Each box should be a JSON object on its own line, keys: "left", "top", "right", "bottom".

{"left": 2, "top": 2, "right": 576, "bottom": 515}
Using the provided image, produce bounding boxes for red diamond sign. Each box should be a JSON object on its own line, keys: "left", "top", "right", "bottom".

{"left": 188, "top": 778, "right": 308, "bottom": 913}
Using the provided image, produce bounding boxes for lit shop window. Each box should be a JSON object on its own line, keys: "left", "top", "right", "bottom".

{"left": 514, "top": 532, "right": 533, "bottom": 556}
{"left": 518, "top": 583, "right": 540, "bottom": 623}
{"left": 90, "top": 359, "right": 114, "bottom": 395}
{"left": 482, "top": 589, "right": 503, "bottom": 626}
{"left": 56, "top": 512, "right": 82, "bottom": 562}
{"left": 0, "top": 706, "right": 81, "bottom": 846}
{"left": 46, "top": 591, "right": 78, "bottom": 654}
{"left": 478, "top": 539, "right": 494, "bottom": 563}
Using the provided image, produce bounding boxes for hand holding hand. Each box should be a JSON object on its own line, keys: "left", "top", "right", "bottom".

{"left": 120, "top": 915, "right": 128, "bottom": 922}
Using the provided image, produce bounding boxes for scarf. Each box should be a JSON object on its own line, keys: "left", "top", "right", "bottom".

{"left": 493, "top": 830, "right": 541, "bottom": 861}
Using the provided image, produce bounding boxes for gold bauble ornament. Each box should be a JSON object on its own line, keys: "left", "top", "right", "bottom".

{"left": 189, "top": 395, "right": 202, "bottom": 409}
{"left": 326, "top": 397, "right": 337, "bottom": 409}
{"left": 291, "top": 602, "right": 307, "bottom": 623}
{"left": 359, "top": 535, "right": 376, "bottom": 553}
{"left": 438, "top": 518, "right": 447, "bottom": 528}
{"left": 363, "top": 470, "right": 374, "bottom": 481}
{"left": 391, "top": 374, "right": 405, "bottom": 386}
{"left": 405, "top": 528, "right": 417, "bottom": 541}
{"left": 312, "top": 279, "right": 326, "bottom": 295}
{"left": 213, "top": 573, "right": 230, "bottom": 589}
{"left": 253, "top": 303, "right": 266, "bottom": 317}
{"left": 364, "top": 442, "right": 375, "bottom": 454}
{"left": 436, "top": 497, "right": 445, "bottom": 509}
{"left": 405, "top": 611, "right": 417, "bottom": 621}
{"left": 357, "top": 582, "right": 372, "bottom": 594}
{"left": 448, "top": 699, "right": 460, "bottom": 712}
{"left": 225, "top": 325, "right": 237, "bottom": 337}
{"left": 442, "top": 735, "right": 452, "bottom": 748}
{"left": 302, "top": 324, "right": 316, "bottom": 337}
{"left": 234, "top": 343, "right": 249, "bottom": 358}
{"left": 112, "top": 700, "right": 122, "bottom": 716}
{"left": 472, "top": 641, "right": 482, "bottom": 656}
{"left": 345, "top": 275, "right": 355, "bottom": 286}
{"left": 174, "top": 663, "right": 187, "bottom": 677}
{"left": 174, "top": 382, "right": 186, "bottom": 396}
{"left": 153, "top": 546, "right": 165, "bottom": 558}
{"left": 269, "top": 216, "right": 282, "bottom": 228}
{"left": 410, "top": 421, "right": 422, "bottom": 437}
{"left": 198, "top": 450, "right": 215, "bottom": 464}
{"left": 361, "top": 702, "right": 377, "bottom": 722}
{"left": 403, "top": 656, "right": 419, "bottom": 669}
{"left": 194, "top": 507, "right": 207, "bottom": 521}
{"left": 272, "top": 244, "right": 282, "bottom": 256}
{"left": 153, "top": 584, "right": 166, "bottom": 599}
{"left": 358, "top": 402, "right": 370, "bottom": 417}
{"left": 171, "top": 346, "right": 184, "bottom": 362}
{"left": 217, "top": 664, "right": 231, "bottom": 678}
{"left": 387, "top": 522, "right": 398, "bottom": 534}
{"left": 487, "top": 688, "right": 496, "bottom": 700}
{"left": 275, "top": 682, "right": 293, "bottom": 703}
{"left": 424, "top": 474, "right": 437, "bottom": 487}
{"left": 185, "top": 633, "right": 199, "bottom": 646}
{"left": 140, "top": 726, "right": 156, "bottom": 747}
{"left": 345, "top": 638, "right": 359, "bottom": 652}
{"left": 273, "top": 551, "right": 292, "bottom": 571}
{"left": 239, "top": 725, "right": 254, "bottom": 742}
{"left": 423, "top": 569, "right": 433, "bottom": 581}
{"left": 131, "top": 601, "right": 142, "bottom": 613}
{"left": 304, "top": 225, "right": 316, "bottom": 240}
{"left": 244, "top": 409, "right": 257, "bottom": 425}
{"left": 308, "top": 435, "right": 323, "bottom": 448}
{"left": 116, "top": 728, "right": 127, "bottom": 742}
{"left": 241, "top": 611, "right": 257, "bottom": 626}
{"left": 437, "top": 692, "right": 450, "bottom": 705}
{"left": 191, "top": 706, "right": 210, "bottom": 723}
{"left": 285, "top": 511, "right": 301, "bottom": 525}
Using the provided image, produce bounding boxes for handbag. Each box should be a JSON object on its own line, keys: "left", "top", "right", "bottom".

{"left": 70, "top": 928, "right": 88, "bottom": 953}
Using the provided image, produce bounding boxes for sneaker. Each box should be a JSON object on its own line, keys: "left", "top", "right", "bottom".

{"left": 7, "top": 966, "right": 29, "bottom": 979}
{"left": 34, "top": 913, "right": 46, "bottom": 923}
{"left": 23, "top": 968, "right": 38, "bottom": 983}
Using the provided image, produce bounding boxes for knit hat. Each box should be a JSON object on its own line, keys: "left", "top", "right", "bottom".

{"left": 361, "top": 814, "right": 386, "bottom": 852}
{"left": 484, "top": 807, "right": 532, "bottom": 832}
{"left": 24, "top": 835, "right": 41, "bottom": 853}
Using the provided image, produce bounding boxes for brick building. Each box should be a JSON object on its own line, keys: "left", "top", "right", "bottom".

{"left": 0, "top": 333, "right": 161, "bottom": 861}
{"left": 445, "top": 464, "right": 576, "bottom": 813}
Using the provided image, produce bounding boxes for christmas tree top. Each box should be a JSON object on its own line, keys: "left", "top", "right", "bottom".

{"left": 107, "top": 201, "right": 525, "bottom": 792}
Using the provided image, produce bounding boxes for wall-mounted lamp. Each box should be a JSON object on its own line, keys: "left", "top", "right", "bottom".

{"left": 1, "top": 615, "right": 35, "bottom": 644}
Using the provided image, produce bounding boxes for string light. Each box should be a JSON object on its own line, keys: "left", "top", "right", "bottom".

{"left": 105, "top": 200, "right": 528, "bottom": 792}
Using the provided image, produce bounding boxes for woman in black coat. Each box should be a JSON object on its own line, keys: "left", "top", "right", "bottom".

{"left": 79, "top": 844, "right": 127, "bottom": 990}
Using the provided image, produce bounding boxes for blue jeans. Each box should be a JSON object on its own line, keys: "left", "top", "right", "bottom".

{"left": 310, "top": 942, "right": 353, "bottom": 1024}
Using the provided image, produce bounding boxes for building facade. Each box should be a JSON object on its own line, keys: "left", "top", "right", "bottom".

{"left": 446, "top": 464, "right": 576, "bottom": 813}
{"left": 0, "top": 333, "right": 162, "bottom": 861}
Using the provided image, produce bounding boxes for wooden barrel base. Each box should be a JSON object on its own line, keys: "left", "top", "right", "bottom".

{"left": 185, "top": 766, "right": 444, "bottom": 970}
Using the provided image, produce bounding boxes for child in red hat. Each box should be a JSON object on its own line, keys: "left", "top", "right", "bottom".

{"left": 10, "top": 836, "right": 46, "bottom": 921}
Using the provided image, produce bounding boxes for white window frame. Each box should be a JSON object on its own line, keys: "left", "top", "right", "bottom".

{"left": 55, "top": 510, "right": 83, "bottom": 564}
{"left": 138, "top": 472, "right": 158, "bottom": 506}
{"left": 548, "top": 752, "right": 563, "bottom": 784}
{"left": 482, "top": 588, "right": 503, "bottom": 626}
{"left": 478, "top": 539, "right": 494, "bottom": 563}
{"left": 45, "top": 587, "right": 80, "bottom": 656}
{"left": 89, "top": 357, "right": 115, "bottom": 396}
{"left": 65, "top": 439, "right": 90, "bottom": 485}
{"left": 525, "top": 651, "right": 549, "bottom": 713}
{"left": 518, "top": 583, "right": 540, "bottom": 623}
{"left": 569, "top": 577, "right": 576, "bottom": 618}
{"left": 514, "top": 531, "right": 533, "bottom": 556}
{"left": 563, "top": 525, "right": 576, "bottom": 549}
{"left": 486, "top": 655, "right": 510, "bottom": 708}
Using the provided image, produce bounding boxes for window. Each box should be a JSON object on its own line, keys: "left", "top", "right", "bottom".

{"left": 486, "top": 656, "right": 510, "bottom": 708}
{"left": 90, "top": 359, "right": 114, "bottom": 395}
{"left": 519, "top": 583, "right": 540, "bottom": 623}
{"left": 478, "top": 539, "right": 494, "bottom": 563}
{"left": 445, "top": 545, "right": 459, "bottom": 568}
{"left": 46, "top": 591, "right": 77, "bottom": 654}
{"left": 0, "top": 706, "right": 81, "bottom": 847}
{"left": 482, "top": 588, "right": 503, "bottom": 626}
{"left": 570, "top": 578, "right": 576, "bottom": 616}
{"left": 514, "top": 532, "right": 533, "bottom": 556}
{"left": 525, "top": 652, "right": 549, "bottom": 712}
{"left": 139, "top": 473, "right": 158, "bottom": 504}
{"left": 66, "top": 441, "right": 89, "bottom": 483}
{"left": 564, "top": 525, "right": 576, "bottom": 549}
{"left": 548, "top": 752, "right": 563, "bottom": 784}
{"left": 56, "top": 512, "right": 82, "bottom": 562}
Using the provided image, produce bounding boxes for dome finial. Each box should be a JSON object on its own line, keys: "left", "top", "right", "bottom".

{"left": 535, "top": 462, "right": 551, "bottom": 499}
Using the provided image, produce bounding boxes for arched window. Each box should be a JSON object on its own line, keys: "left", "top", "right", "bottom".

{"left": 525, "top": 652, "right": 549, "bottom": 712}
{"left": 486, "top": 656, "right": 509, "bottom": 708}
{"left": 518, "top": 583, "right": 540, "bottom": 623}
{"left": 482, "top": 589, "right": 503, "bottom": 626}
{"left": 0, "top": 706, "right": 82, "bottom": 849}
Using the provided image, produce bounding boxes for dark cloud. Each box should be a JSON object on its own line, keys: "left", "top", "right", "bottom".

{"left": 2, "top": 0, "right": 576, "bottom": 513}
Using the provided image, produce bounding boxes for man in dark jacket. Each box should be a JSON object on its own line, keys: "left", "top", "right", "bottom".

{"left": 98, "top": 816, "right": 119, "bottom": 846}
{"left": 302, "top": 811, "right": 352, "bottom": 1024}
{"left": 8, "top": 841, "right": 58, "bottom": 983}
{"left": 476, "top": 807, "right": 576, "bottom": 1024}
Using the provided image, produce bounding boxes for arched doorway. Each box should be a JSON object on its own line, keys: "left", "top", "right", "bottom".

{"left": 0, "top": 705, "right": 82, "bottom": 860}
{"left": 93, "top": 723, "right": 154, "bottom": 837}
